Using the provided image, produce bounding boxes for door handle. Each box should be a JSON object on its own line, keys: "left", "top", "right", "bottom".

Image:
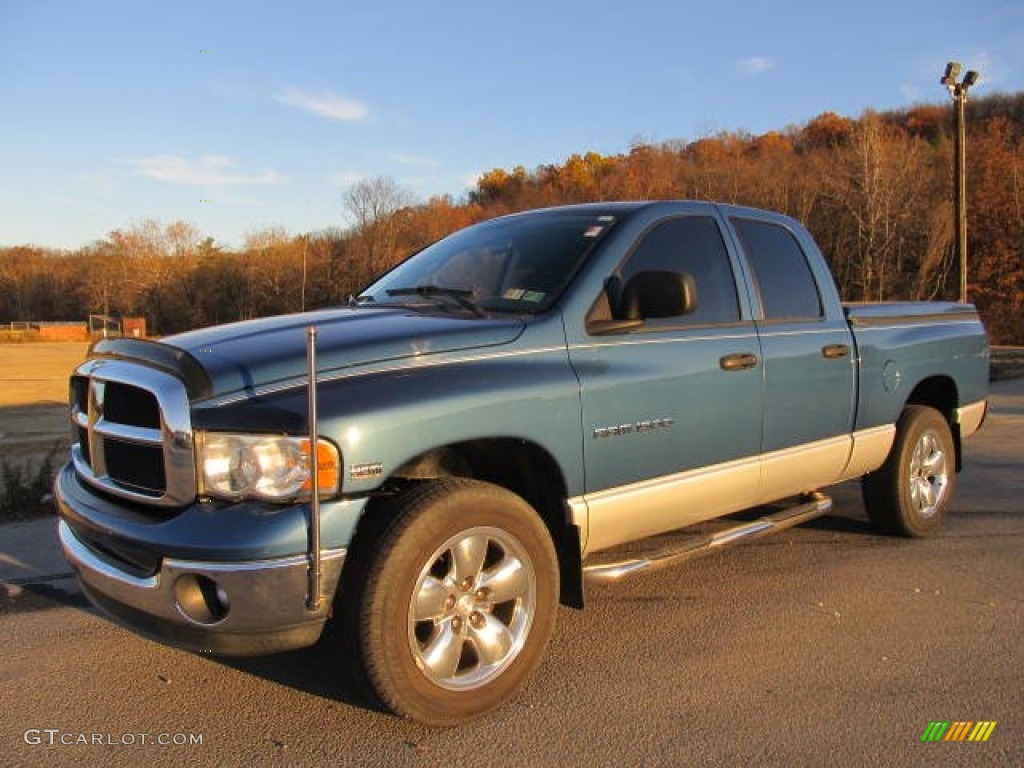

{"left": 720, "top": 352, "right": 759, "bottom": 371}
{"left": 822, "top": 344, "right": 851, "bottom": 359}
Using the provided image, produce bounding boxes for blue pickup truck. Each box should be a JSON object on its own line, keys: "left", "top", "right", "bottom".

{"left": 56, "top": 201, "right": 988, "bottom": 725}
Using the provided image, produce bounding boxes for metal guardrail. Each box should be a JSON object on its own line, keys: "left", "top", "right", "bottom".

{"left": 990, "top": 347, "right": 1024, "bottom": 381}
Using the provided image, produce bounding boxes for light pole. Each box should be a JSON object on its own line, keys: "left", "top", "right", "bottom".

{"left": 940, "top": 61, "right": 980, "bottom": 304}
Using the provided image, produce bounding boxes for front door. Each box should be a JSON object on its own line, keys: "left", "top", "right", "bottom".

{"left": 567, "top": 213, "right": 764, "bottom": 552}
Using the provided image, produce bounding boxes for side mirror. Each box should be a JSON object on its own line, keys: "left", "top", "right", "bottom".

{"left": 618, "top": 270, "right": 698, "bottom": 320}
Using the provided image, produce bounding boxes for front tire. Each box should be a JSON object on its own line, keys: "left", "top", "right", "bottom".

{"left": 862, "top": 405, "right": 956, "bottom": 537}
{"left": 347, "top": 478, "right": 558, "bottom": 726}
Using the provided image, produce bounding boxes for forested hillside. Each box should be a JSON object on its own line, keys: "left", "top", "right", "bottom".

{"left": 3, "top": 93, "right": 1021, "bottom": 343}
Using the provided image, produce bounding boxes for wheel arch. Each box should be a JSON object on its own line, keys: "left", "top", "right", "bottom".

{"left": 903, "top": 375, "right": 964, "bottom": 470}
{"left": 346, "top": 438, "right": 584, "bottom": 609}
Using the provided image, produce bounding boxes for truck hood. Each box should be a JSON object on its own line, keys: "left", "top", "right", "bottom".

{"left": 162, "top": 307, "right": 526, "bottom": 400}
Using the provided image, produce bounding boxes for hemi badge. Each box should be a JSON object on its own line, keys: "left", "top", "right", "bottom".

{"left": 350, "top": 462, "right": 384, "bottom": 480}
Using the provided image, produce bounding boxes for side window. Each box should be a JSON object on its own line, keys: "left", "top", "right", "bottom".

{"left": 731, "top": 218, "right": 823, "bottom": 321}
{"left": 616, "top": 216, "right": 740, "bottom": 326}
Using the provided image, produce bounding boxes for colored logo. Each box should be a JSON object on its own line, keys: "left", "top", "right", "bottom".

{"left": 921, "top": 721, "right": 997, "bottom": 742}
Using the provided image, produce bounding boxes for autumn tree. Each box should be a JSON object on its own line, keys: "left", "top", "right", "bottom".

{"left": 965, "top": 116, "right": 1024, "bottom": 342}
{"left": 4, "top": 94, "right": 1023, "bottom": 343}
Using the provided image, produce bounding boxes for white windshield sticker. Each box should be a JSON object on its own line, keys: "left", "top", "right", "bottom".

{"left": 503, "top": 288, "right": 545, "bottom": 303}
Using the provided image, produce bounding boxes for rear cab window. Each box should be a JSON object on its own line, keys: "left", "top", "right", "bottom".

{"left": 730, "top": 217, "right": 823, "bottom": 322}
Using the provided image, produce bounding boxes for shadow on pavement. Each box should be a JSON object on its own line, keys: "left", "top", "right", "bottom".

{"left": 0, "top": 578, "right": 89, "bottom": 615}
{"left": 212, "top": 620, "right": 385, "bottom": 717}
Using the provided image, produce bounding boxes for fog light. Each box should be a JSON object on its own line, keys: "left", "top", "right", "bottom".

{"left": 215, "top": 584, "right": 231, "bottom": 612}
{"left": 174, "top": 574, "right": 230, "bottom": 625}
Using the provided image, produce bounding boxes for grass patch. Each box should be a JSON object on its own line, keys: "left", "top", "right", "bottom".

{"left": 0, "top": 445, "right": 60, "bottom": 522}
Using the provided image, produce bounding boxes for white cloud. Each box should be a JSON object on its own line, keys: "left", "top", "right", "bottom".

{"left": 73, "top": 172, "right": 119, "bottom": 194}
{"left": 210, "top": 192, "right": 271, "bottom": 207}
{"left": 965, "top": 51, "right": 1000, "bottom": 87}
{"left": 735, "top": 56, "right": 775, "bottom": 76}
{"left": 330, "top": 171, "right": 365, "bottom": 187}
{"left": 274, "top": 86, "right": 369, "bottom": 122}
{"left": 398, "top": 176, "right": 430, "bottom": 193}
{"left": 129, "top": 154, "right": 288, "bottom": 186}
{"left": 391, "top": 152, "right": 441, "bottom": 168}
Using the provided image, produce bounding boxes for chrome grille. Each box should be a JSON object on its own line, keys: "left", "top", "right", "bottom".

{"left": 70, "top": 358, "right": 196, "bottom": 507}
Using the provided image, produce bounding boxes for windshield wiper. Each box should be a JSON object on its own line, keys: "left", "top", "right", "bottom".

{"left": 385, "top": 286, "right": 485, "bottom": 317}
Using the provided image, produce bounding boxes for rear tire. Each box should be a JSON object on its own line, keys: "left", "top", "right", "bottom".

{"left": 862, "top": 405, "right": 955, "bottom": 537}
{"left": 343, "top": 478, "right": 558, "bottom": 726}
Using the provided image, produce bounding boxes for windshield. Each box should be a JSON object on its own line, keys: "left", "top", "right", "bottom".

{"left": 359, "top": 210, "right": 618, "bottom": 315}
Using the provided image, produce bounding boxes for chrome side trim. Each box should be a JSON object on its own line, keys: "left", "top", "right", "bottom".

{"left": 839, "top": 424, "right": 897, "bottom": 479}
{"left": 59, "top": 520, "right": 345, "bottom": 632}
{"left": 847, "top": 310, "right": 980, "bottom": 328}
{"left": 956, "top": 399, "right": 987, "bottom": 439}
{"left": 570, "top": 331, "right": 759, "bottom": 351}
{"left": 846, "top": 319, "right": 980, "bottom": 332}
{"left": 584, "top": 494, "right": 832, "bottom": 583}
{"left": 754, "top": 328, "right": 856, "bottom": 339}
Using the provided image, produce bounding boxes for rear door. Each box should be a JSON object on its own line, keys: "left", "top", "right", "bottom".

{"left": 727, "top": 213, "right": 856, "bottom": 499}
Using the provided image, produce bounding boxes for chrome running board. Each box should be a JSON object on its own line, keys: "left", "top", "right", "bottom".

{"left": 583, "top": 493, "right": 832, "bottom": 584}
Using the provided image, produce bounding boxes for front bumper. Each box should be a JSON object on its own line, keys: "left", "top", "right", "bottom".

{"left": 59, "top": 520, "right": 346, "bottom": 656}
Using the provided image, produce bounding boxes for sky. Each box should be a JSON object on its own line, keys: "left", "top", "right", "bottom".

{"left": 2, "top": 0, "right": 1022, "bottom": 250}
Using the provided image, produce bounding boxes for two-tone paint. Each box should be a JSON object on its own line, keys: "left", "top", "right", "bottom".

{"left": 55, "top": 201, "right": 989, "bottom": 654}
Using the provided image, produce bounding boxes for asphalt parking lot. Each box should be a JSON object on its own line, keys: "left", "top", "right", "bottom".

{"left": 2, "top": 378, "right": 1021, "bottom": 767}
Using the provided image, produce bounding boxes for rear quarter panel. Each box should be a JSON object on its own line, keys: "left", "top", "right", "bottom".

{"left": 846, "top": 303, "right": 989, "bottom": 428}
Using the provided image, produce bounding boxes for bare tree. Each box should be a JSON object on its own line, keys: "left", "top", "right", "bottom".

{"left": 821, "top": 115, "right": 930, "bottom": 301}
{"left": 243, "top": 226, "right": 295, "bottom": 317}
{"left": 343, "top": 176, "right": 416, "bottom": 280}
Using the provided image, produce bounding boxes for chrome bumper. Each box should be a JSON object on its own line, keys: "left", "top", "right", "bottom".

{"left": 59, "top": 520, "right": 346, "bottom": 656}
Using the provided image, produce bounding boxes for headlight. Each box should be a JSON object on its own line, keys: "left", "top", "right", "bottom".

{"left": 196, "top": 432, "right": 340, "bottom": 502}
